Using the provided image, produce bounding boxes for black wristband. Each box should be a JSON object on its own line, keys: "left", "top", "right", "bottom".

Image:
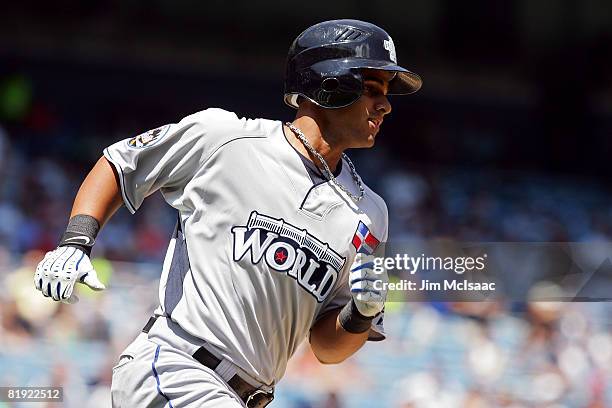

{"left": 338, "top": 299, "right": 374, "bottom": 334}
{"left": 59, "top": 214, "right": 100, "bottom": 257}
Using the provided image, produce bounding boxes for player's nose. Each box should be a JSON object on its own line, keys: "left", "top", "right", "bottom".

{"left": 375, "top": 95, "right": 392, "bottom": 116}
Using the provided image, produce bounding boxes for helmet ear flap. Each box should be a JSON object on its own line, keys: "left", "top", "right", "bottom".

{"left": 287, "top": 65, "right": 364, "bottom": 109}
{"left": 321, "top": 77, "right": 339, "bottom": 92}
{"left": 313, "top": 69, "right": 363, "bottom": 108}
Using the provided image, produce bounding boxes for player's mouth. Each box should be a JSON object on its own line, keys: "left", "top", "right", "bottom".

{"left": 368, "top": 117, "right": 382, "bottom": 133}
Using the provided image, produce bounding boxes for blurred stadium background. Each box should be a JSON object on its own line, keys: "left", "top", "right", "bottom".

{"left": 1, "top": 2, "right": 611, "bottom": 407}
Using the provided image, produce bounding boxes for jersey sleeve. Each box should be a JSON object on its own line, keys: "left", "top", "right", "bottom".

{"left": 103, "top": 108, "right": 239, "bottom": 213}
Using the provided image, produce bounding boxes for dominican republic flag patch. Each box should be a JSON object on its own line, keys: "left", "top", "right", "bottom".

{"left": 352, "top": 221, "right": 380, "bottom": 255}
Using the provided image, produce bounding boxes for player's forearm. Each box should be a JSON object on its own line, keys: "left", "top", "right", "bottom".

{"left": 309, "top": 309, "right": 369, "bottom": 364}
{"left": 70, "top": 156, "right": 124, "bottom": 225}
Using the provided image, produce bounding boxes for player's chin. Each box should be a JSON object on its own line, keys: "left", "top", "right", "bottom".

{"left": 355, "top": 135, "right": 377, "bottom": 149}
{"left": 365, "top": 128, "right": 380, "bottom": 146}
{"left": 366, "top": 134, "right": 377, "bottom": 147}
{"left": 353, "top": 126, "right": 378, "bottom": 148}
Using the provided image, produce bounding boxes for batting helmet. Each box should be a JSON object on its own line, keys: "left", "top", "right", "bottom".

{"left": 284, "top": 19, "right": 422, "bottom": 109}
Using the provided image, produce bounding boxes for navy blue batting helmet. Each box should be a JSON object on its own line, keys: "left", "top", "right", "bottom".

{"left": 284, "top": 19, "right": 422, "bottom": 109}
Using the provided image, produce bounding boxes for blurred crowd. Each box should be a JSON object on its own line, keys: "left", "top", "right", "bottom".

{"left": 1, "top": 78, "right": 612, "bottom": 407}
{"left": 1, "top": 254, "right": 610, "bottom": 407}
{"left": 2, "top": 121, "right": 612, "bottom": 267}
{"left": 3, "top": 1, "right": 612, "bottom": 404}
{"left": 0, "top": 123, "right": 176, "bottom": 264}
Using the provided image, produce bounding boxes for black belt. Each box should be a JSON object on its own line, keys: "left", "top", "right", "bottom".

{"left": 142, "top": 316, "right": 274, "bottom": 408}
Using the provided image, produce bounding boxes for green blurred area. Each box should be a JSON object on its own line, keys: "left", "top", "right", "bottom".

{"left": 0, "top": 75, "right": 32, "bottom": 121}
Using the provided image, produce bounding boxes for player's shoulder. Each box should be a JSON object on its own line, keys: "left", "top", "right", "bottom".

{"left": 180, "top": 107, "right": 274, "bottom": 139}
{"left": 351, "top": 168, "right": 388, "bottom": 226}
{"left": 349, "top": 178, "right": 388, "bottom": 243}
{"left": 364, "top": 184, "right": 388, "bottom": 220}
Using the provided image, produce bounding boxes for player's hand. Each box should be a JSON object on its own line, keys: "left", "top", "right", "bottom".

{"left": 349, "top": 253, "right": 387, "bottom": 317}
{"left": 34, "top": 247, "right": 106, "bottom": 304}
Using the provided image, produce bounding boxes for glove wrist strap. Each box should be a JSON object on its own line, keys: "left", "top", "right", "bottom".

{"left": 338, "top": 299, "right": 374, "bottom": 334}
{"left": 59, "top": 214, "right": 100, "bottom": 257}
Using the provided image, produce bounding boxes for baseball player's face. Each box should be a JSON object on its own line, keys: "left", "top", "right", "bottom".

{"left": 323, "top": 69, "right": 394, "bottom": 149}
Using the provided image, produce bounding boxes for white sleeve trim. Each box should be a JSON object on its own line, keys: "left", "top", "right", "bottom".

{"left": 103, "top": 148, "right": 137, "bottom": 214}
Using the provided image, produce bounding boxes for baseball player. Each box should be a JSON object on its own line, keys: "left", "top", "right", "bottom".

{"left": 34, "top": 19, "right": 421, "bottom": 407}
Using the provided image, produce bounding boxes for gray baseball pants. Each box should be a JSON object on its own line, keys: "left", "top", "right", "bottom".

{"left": 111, "top": 329, "right": 246, "bottom": 407}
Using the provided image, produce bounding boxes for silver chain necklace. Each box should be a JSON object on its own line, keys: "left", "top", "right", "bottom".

{"left": 285, "top": 122, "right": 365, "bottom": 202}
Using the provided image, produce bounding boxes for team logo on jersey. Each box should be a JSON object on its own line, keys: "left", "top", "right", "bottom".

{"left": 352, "top": 221, "right": 380, "bottom": 255}
{"left": 231, "top": 211, "right": 346, "bottom": 303}
{"left": 127, "top": 124, "right": 170, "bottom": 148}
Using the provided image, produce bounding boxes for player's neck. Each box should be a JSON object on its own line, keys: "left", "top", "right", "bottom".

{"left": 286, "top": 115, "right": 345, "bottom": 173}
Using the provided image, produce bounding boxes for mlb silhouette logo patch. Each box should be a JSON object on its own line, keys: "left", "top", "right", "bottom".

{"left": 127, "top": 124, "right": 170, "bottom": 148}
{"left": 351, "top": 221, "right": 380, "bottom": 255}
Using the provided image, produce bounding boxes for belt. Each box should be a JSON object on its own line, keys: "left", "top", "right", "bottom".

{"left": 142, "top": 316, "right": 274, "bottom": 408}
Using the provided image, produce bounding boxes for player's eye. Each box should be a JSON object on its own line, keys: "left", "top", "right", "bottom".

{"left": 364, "top": 83, "right": 384, "bottom": 96}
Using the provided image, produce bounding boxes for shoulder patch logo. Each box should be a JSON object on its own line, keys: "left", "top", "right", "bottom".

{"left": 128, "top": 125, "right": 170, "bottom": 148}
{"left": 352, "top": 221, "right": 380, "bottom": 255}
{"left": 231, "top": 211, "right": 346, "bottom": 303}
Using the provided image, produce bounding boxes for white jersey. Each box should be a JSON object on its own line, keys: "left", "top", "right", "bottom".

{"left": 103, "top": 108, "right": 388, "bottom": 386}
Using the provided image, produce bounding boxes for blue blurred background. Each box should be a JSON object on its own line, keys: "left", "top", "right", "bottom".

{"left": 0, "top": 1, "right": 611, "bottom": 407}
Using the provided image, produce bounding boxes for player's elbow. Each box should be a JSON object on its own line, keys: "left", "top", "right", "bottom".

{"left": 309, "top": 332, "right": 352, "bottom": 364}
{"left": 311, "top": 346, "right": 348, "bottom": 365}
{"left": 316, "top": 356, "right": 345, "bottom": 365}
{"left": 309, "top": 310, "right": 364, "bottom": 364}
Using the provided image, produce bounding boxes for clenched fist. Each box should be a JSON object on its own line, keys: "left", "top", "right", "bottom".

{"left": 34, "top": 246, "right": 106, "bottom": 303}
{"left": 349, "top": 253, "right": 387, "bottom": 317}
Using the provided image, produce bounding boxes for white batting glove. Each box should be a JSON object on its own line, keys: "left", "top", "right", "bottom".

{"left": 349, "top": 253, "right": 388, "bottom": 317}
{"left": 34, "top": 246, "right": 105, "bottom": 304}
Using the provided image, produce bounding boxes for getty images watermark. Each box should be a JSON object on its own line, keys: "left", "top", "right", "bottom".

{"left": 372, "top": 253, "right": 496, "bottom": 293}
{"left": 371, "top": 242, "right": 612, "bottom": 302}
